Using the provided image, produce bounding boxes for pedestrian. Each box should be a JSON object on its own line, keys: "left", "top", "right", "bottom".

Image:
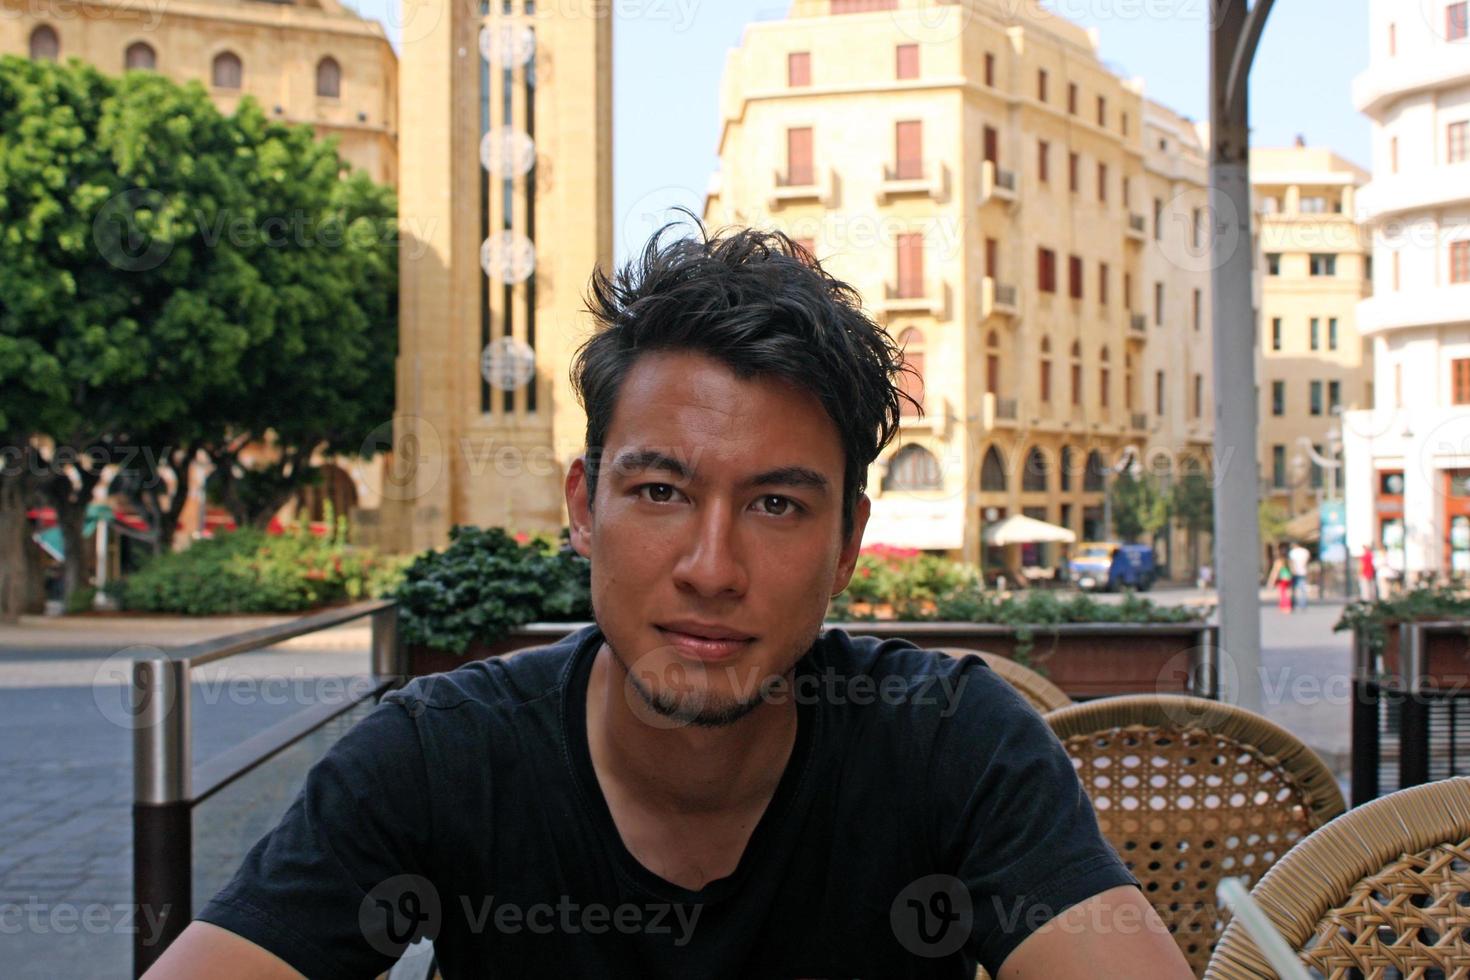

{"left": 1359, "top": 548, "right": 1378, "bottom": 602}
{"left": 1288, "top": 541, "right": 1311, "bottom": 610}
{"left": 1268, "top": 548, "right": 1293, "bottom": 613}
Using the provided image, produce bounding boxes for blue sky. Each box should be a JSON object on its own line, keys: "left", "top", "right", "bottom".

{"left": 349, "top": 0, "right": 1372, "bottom": 262}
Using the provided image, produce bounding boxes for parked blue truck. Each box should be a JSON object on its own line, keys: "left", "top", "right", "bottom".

{"left": 1068, "top": 542, "right": 1157, "bottom": 592}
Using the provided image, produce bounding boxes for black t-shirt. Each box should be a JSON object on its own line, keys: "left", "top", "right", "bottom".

{"left": 198, "top": 625, "right": 1136, "bottom": 979}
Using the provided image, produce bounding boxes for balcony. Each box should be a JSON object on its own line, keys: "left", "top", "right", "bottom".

{"left": 1126, "top": 213, "right": 1147, "bottom": 241}
{"left": 1353, "top": 56, "right": 1470, "bottom": 118}
{"left": 982, "top": 277, "right": 1018, "bottom": 318}
{"left": 877, "top": 160, "right": 949, "bottom": 202}
{"left": 1129, "top": 313, "right": 1147, "bottom": 334}
{"left": 1358, "top": 285, "right": 1470, "bottom": 335}
{"left": 980, "top": 160, "right": 1017, "bottom": 204}
{"left": 1356, "top": 164, "right": 1470, "bottom": 222}
{"left": 982, "top": 392, "right": 1019, "bottom": 428}
{"left": 874, "top": 278, "right": 948, "bottom": 319}
{"left": 768, "top": 166, "right": 833, "bottom": 209}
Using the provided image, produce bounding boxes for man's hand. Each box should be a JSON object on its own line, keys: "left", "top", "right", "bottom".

{"left": 997, "top": 886, "right": 1194, "bottom": 979}
{"left": 142, "top": 921, "right": 304, "bottom": 979}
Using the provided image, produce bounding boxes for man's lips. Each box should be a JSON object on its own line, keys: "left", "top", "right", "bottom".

{"left": 655, "top": 624, "right": 756, "bottom": 661}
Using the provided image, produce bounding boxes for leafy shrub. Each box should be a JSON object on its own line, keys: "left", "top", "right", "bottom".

{"left": 116, "top": 518, "right": 401, "bottom": 614}
{"left": 392, "top": 526, "right": 592, "bottom": 654}
{"left": 1335, "top": 585, "right": 1470, "bottom": 656}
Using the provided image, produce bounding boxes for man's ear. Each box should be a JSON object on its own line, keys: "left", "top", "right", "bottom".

{"left": 830, "top": 493, "right": 871, "bottom": 596}
{"left": 565, "top": 455, "right": 594, "bottom": 559}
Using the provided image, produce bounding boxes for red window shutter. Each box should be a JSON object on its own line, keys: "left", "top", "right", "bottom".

{"left": 1040, "top": 361, "right": 1052, "bottom": 401}
{"left": 896, "top": 44, "right": 918, "bottom": 80}
{"left": 1455, "top": 359, "right": 1470, "bottom": 405}
{"left": 900, "top": 349, "right": 925, "bottom": 415}
{"left": 1069, "top": 255, "right": 1083, "bottom": 299}
{"left": 987, "top": 354, "right": 1000, "bottom": 394}
{"left": 895, "top": 121, "right": 923, "bottom": 179}
{"left": 983, "top": 126, "right": 999, "bottom": 165}
{"left": 787, "top": 52, "right": 811, "bottom": 87}
{"left": 1452, "top": 241, "right": 1470, "bottom": 284}
{"left": 1099, "top": 263, "right": 1109, "bottom": 304}
{"left": 787, "top": 127, "right": 813, "bottom": 185}
{"left": 986, "top": 238, "right": 998, "bottom": 279}
{"left": 1071, "top": 364, "right": 1082, "bottom": 405}
{"left": 1100, "top": 368, "right": 1110, "bottom": 407}
{"left": 898, "top": 233, "right": 924, "bottom": 298}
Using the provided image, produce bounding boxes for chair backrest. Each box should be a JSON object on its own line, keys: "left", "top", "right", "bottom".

{"left": 935, "top": 647, "right": 1072, "bottom": 713}
{"left": 1046, "top": 695, "right": 1346, "bottom": 976}
{"left": 1205, "top": 777, "right": 1470, "bottom": 980}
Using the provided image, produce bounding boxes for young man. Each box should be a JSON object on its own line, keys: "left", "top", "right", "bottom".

{"left": 147, "top": 225, "right": 1191, "bottom": 978}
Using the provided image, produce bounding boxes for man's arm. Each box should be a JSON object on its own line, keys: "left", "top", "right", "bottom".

{"left": 143, "top": 922, "right": 305, "bottom": 980}
{"left": 996, "top": 886, "right": 1193, "bottom": 979}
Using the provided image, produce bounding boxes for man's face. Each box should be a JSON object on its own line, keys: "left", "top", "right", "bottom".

{"left": 566, "top": 350, "right": 869, "bottom": 728}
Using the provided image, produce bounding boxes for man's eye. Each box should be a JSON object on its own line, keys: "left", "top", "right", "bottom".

{"left": 638, "top": 484, "right": 679, "bottom": 503}
{"left": 757, "top": 495, "right": 797, "bottom": 517}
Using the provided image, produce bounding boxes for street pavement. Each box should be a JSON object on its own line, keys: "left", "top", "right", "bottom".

{"left": 0, "top": 591, "right": 1353, "bottom": 977}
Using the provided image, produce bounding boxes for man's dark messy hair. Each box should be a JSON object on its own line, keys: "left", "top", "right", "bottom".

{"left": 570, "top": 215, "right": 918, "bottom": 542}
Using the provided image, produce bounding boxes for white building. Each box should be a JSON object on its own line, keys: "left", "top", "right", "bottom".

{"left": 1342, "top": 0, "right": 1470, "bottom": 580}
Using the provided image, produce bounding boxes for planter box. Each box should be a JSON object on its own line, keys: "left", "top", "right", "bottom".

{"left": 408, "top": 620, "right": 1219, "bottom": 701}
{"left": 1370, "top": 620, "right": 1470, "bottom": 689}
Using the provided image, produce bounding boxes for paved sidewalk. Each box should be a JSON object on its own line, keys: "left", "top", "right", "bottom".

{"left": 0, "top": 611, "right": 372, "bottom": 652}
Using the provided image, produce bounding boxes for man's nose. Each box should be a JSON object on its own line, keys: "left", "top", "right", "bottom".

{"left": 671, "top": 500, "right": 749, "bottom": 598}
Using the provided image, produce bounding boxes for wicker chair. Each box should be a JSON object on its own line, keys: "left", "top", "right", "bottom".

{"left": 935, "top": 647, "right": 1072, "bottom": 713}
{"left": 1205, "top": 777, "right": 1470, "bottom": 979}
{"left": 1046, "top": 695, "right": 1346, "bottom": 976}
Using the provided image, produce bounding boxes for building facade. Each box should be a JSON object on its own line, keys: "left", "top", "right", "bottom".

{"left": 704, "top": 0, "right": 1214, "bottom": 578}
{"left": 1252, "top": 145, "right": 1372, "bottom": 519}
{"left": 372, "top": 0, "right": 613, "bottom": 553}
{"left": 1343, "top": 0, "right": 1470, "bottom": 580}
{"left": 1, "top": 0, "right": 397, "bottom": 185}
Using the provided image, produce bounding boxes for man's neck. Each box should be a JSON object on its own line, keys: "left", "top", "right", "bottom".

{"left": 585, "top": 643, "right": 798, "bottom": 817}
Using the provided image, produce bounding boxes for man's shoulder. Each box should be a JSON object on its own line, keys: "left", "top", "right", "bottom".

{"left": 815, "top": 628, "right": 1022, "bottom": 722}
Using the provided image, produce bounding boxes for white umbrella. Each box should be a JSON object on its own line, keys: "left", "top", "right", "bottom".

{"left": 982, "top": 514, "right": 1078, "bottom": 546}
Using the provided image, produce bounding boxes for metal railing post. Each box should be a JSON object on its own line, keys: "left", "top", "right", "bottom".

{"left": 371, "top": 601, "right": 404, "bottom": 687}
{"left": 1350, "top": 629, "right": 1380, "bottom": 806}
{"left": 1193, "top": 626, "right": 1219, "bottom": 700}
{"left": 132, "top": 657, "right": 193, "bottom": 977}
{"left": 1398, "top": 623, "right": 1430, "bottom": 791}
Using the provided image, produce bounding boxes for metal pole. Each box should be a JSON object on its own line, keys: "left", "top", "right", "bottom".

{"left": 1350, "top": 629, "right": 1380, "bottom": 805}
{"left": 371, "top": 601, "right": 404, "bottom": 685}
{"left": 1398, "top": 622, "right": 1430, "bottom": 790}
{"left": 1210, "top": 0, "right": 1270, "bottom": 712}
{"left": 132, "top": 657, "right": 192, "bottom": 976}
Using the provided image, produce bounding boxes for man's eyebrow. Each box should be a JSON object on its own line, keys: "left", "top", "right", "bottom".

{"left": 608, "top": 449, "right": 691, "bottom": 481}
{"left": 744, "top": 466, "right": 831, "bottom": 495}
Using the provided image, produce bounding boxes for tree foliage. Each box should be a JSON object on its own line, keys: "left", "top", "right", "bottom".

{"left": 1111, "top": 471, "right": 1170, "bottom": 543}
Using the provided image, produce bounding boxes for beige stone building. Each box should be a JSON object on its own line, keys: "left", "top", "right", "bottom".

{"left": 1251, "top": 145, "right": 1372, "bottom": 518}
{"left": 1, "top": 0, "right": 397, "bottom": 185}
{"left": 703, "top": 0, "right": 1214, "bottom": 579}
{"left": 372, "top": 0, "right": 613, "bottom": 553}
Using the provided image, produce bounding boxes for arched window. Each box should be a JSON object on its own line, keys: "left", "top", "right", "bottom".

{"left": 897, "top": 327, "right": 925, "bottom": 417}
{"left": 1060, "top": 446, "right": 1076, "bottom": 492}
{"left": 29, "top": 25, "right": 59, "bottom": 61}
{"left": 124, "top": 41, "right": 156, "bottom": 71}
{"left": 980, "top": 446, "right": 1007, "bottom": 493}
{"left": 882, "top": 444, "right": 943, "bottom": 492}
{"left": 1083, "top": 450, "right": 1107, "bottom": 493}
{"left": 1022, "top": 447, "right": 1049, "bottom": 493}
{"left": 316, "top": 56, "right": 341, "bottom": 98}
{"left": 212, "top": 51, "right": 243, "bottom": 90}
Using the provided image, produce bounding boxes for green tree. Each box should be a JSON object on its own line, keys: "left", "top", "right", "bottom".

{"left": 1170, "top": 470, "right": 1215, "bottom": 576}
{"left": 1111, "top": 471, "right": 1170, "bottom": 543}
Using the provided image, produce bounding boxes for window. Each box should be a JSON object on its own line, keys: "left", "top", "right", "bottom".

{"left": 895, "top": 120, "right": 923, "bottom": 179}
{"left": 1122, "top": 111, "right": 1129, "bottom": 136}
{"left": 986, "top": 335, "right": 1001, "bottom": 394}
{"left": 981, "top": 447, "right": 1007, "bottom": 492}
{"left": 1455, "top": 359, "right": 1470, "bottom": 405}
{"left": 896, "top": 327, "right": 924, "bottom": 416}
{"left": 1310, "top": 449, "right": 1324, "bottom": 489}
{"left": 788, "top": 51, "right": 811, "bottom": 87}
{"left": 1067, "top": 82, "right": 1078, "bottom": 114}
{"left": 895, "top": 43, "right": 918, "bottom": 80}
{"left": 1309, "top": 380, "right": 1323, "bottom": 416}
{"left": 1068, "top": 152, "right": 1079, "bottom": 193}
{"left": 315, "top": 56, "right": 340, "bottom": 98}
{"left": 1155, "top": 371, "right": 1166, "bottom": 415}
{"left": 983, "top": 125, "right": 999, "bottom": 165}
{"left": 1310, "top": 317, "right": 1321, "bottom": 351}
{"left": 1038, "top": 69, "right": 1048, "bottom": 102}
{"left": 1300, "top": 196, "right": 1327, "bottom": 214}
{"left": 1310, "top": 254, "right": 1337, "bottom": 277}
{"left": 1192, "top": 288, "right": 1202, "bottom": 331}
{"left": 1266, "top": 252, "right": 1282, "bottom": 276}
{"left": 1097, "top": 95, "right": 1106, "bottom": 126}
{"left": 1272, "top": 445, "right": 1287, "bottom": 488}
{"left": 1271, "top": 380, "right": 1285, "bottom": 416}
{"left": 1099, "top": 347, "right": 1111, "bottom": 409}
{"left": 1153, "top": 281, "right": 1164, "bottom": 326}
{"left": 786, "top": 127, "right": 813, "bottom": 185}
{"left": 1451, "top": 122, "right": 1469, "bottom": 163}
{"left": 1328, "top": 380, "right": 1341, "bottom": 413}
{"left": 1125, "top": 355, "right": 1134, "bottom": 410}
{"left": 1099, "top": 262, "right": 1109, "bottom": 305}
{"left": 1068, "top": 254, "right": 1084, "bottom": 299}
{"left": 1153, "top": 198, "right": 1164, "bottom": 240}
{"left": 1389, "top": 22, "right": 1396, "bottom": 56}
{"left": 1192, "top": 207, "right": 1204, "bottom": 249}
{"left": 1023, "top": 449, "right": 1049, "bottom": 494}
{"left": 125, "top": 41, "right": 156, "bottom": 71}
{"left": 1449, "top": 2, "right": 1468, "bottom": 41}
{"left": 882, "top": 444, "right": 941, "bottom": 492}
{"left": 1061, "top": 448, "right": 1074, "bottom": 493}
{"left": 984, "top": 52, "right": 996, "bottom": 87}
{"left": 1271, "top": 317, "right": 1282, "bottom": 351}
{"left": 1038, "top": 140, "right": 1050, "bottom": 183}
{"left": 1124, "top": 272, "right": 1133, "bottom": 310}
{"left": 1097, "top": 162, "right": 1108, "bottom": 202}
{"left": 897, "top": 233, "right": 924, "bottom": 298}
{"left": 28, "top": 25, "right": 59, "bottom": 61}
{"left": 1329, "top": 317, "right": 1339, "bottom": 351}
{"left": 1038, "top": 247, "right": 1057, "bottom": 293}
{"left": 1071, "top": 347, "right": 1082, "bottom": 406}
{"left": 1040, "top": 337, "right": 1053, "bottom": 402}
{"left": 1122, "top": 175, "right": 1131, "bottom": 208}
{"left": 985, "top": 237, "right": 998, "bottom": 278}
{"left": 1395, "top": 363, "right": 1404, "bottom": 407}
{"left": 1393, "top": 251, "right": 1402, "bottom": 290}
{"left": 1390, "top": 136, "right": 1399, "bottom": 173}
{"left": 1193, "top": 374, "right": 1203, "bottom": 418}
{"left": 1453, "top": 240, "right": 1470, "bottom": 283}
{"left": 212, "top": 51, "right": 243, "bottom": 89}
